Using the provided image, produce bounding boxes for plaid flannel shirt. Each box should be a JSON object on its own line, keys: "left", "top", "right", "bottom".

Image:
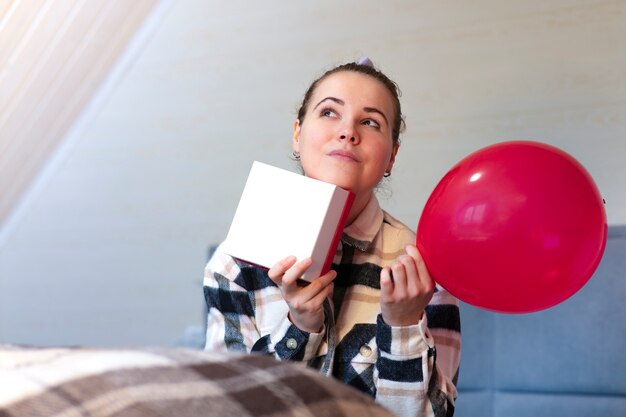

{"left": 204, "top": 195, "right": 461, "bottom": 417}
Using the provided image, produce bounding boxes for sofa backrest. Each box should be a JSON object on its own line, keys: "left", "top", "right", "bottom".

{"left": 455, "top": 225, "right": 626, "bottom": 417}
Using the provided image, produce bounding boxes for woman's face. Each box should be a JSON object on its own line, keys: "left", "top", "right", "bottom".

{"left": 293, "top": 71, "right": 399, "bottom": 198}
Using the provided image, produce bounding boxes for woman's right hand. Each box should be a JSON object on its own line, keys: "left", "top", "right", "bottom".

{"left": 267, "top": 256, "right": 336, "bottom": 333}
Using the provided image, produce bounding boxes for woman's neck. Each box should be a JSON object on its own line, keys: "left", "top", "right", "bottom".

{"left": 346, "top": 191, "right": 373, "bottom": 225}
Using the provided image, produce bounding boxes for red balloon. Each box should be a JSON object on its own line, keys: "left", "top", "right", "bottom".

{"left": 416, "top": 141, "right": 607, "bottom": 313}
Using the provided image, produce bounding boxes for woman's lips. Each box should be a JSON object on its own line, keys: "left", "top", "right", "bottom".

{"left": 328, "top": 149, "right": 359, "bottom": 162}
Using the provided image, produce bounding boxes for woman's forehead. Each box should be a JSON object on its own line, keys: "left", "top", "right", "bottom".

{"left": 312, "top": 71, "right": 395, "bottom": 112}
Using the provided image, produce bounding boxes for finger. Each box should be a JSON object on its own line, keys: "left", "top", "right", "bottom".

{"left": 299, "top": 268, "right": 335, "bottom": 293}
{"left": 380, "top": 266, "right": 394, "bottom": 301}
{"left": 390, "top": 260, "right": 408, "bottom": 295}
{"left": 317, "top": 268, "right": 337, "bottom": 287}
{"left": 288, "top": 272, "right": 334, "bottom": 314}
{"left": 298, "top": 270, "right": 336, "bottom": 301}
{"left": 406, "top": 245, "right": 435, "bottom": 291}
{"left": 405, "top": 244, "right": 421, "bottom": 263}
{"left": 305, "top": 281, "right": 335, "bottom": 311}
{"left": 268, "top": 255, "right": 297, "bottom": 284}
{"left": 398, "top": 254, "right": 420, "bottom": 295}
{"left": 281, "top": 257, "right": 313, "bottom": 287}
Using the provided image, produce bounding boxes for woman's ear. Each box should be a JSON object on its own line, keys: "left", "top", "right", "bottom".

{"left": 292, "top": 119, "right": 301, "bottom": 153}
{"left": 386, "top": 142, "right": 400, "bottom": 173}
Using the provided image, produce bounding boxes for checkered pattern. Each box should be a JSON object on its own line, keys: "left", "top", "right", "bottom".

{"left": 204, "top": 196, "right": 461, "bottom": 417}
{"left": 0, "top": 346, "right": 395, "bottom": 417}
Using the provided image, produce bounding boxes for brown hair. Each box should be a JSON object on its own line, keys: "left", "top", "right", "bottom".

{"left": 296, "top": 61, "right": 405, "bottom": 144}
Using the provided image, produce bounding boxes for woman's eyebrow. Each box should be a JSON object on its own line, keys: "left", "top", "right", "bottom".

{"left": 313, "top": 97, "right": 389, "bottom": 126}
{"left": 364, "top": 107, "right": 389, "bottom": 125}
{"left": 313, "top": 96, "right": 344, "bottom": 109}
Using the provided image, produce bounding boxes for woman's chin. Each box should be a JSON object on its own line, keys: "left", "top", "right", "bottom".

{"left": 310, "top": 174, "right": 353, "bottom": 190}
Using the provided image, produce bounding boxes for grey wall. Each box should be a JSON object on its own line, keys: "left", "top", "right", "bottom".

{"left": 0, "top": 0, "right": 624, "bottom": 346}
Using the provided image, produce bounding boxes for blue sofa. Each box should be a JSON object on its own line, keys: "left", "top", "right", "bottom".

{"left": 455, "top": 225, "right": 626, "bottom": 417}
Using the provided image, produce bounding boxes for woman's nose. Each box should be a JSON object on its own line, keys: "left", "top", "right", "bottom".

{"left": 339, "top": 124, "right": 360, "bottom": 144}
{"left": 339, "top": 134, "right": 357, "bottom": 142}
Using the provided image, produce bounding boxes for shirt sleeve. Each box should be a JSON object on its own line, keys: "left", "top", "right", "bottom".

{"left": 374, "top": 288, "right": 461, "bottom": 417}
{"left": 203, "top": 243, "right": 326, "bottom": 361}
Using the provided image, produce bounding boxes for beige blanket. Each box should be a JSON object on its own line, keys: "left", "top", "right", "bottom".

{"left": 0, "top": 346, "right": 394, "bottom": 417}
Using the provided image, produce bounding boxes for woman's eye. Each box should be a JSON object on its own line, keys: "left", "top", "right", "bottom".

{"left": 363, "top": 119, "right": 380, "bottom": 129}
{"left": 320, "top": 108, "right": 337, "bottom": 118}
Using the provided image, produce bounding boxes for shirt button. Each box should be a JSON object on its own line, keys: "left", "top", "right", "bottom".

{"left": 286, "top": 338, "right": 298, "bottom": 349}
{"left": 359, "top": 344, "right": 372, "bottom": 357}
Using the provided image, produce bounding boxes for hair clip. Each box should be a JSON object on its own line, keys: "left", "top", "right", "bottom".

{"left": 357, "top": 56, "right": 374, "bottom": 68}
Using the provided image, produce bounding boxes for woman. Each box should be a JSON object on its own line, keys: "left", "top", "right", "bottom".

{"left": 204, "top": 59, "right": 461, "bottom": 417}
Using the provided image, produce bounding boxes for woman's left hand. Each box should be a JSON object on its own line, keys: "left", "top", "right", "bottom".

{"left": 380, "top": 244, "right": 435, "bottom": 327}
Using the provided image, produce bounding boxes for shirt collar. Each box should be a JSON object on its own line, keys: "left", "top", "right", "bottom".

{"left": 341, "top": 194, "right": 384, "bottom": 252}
